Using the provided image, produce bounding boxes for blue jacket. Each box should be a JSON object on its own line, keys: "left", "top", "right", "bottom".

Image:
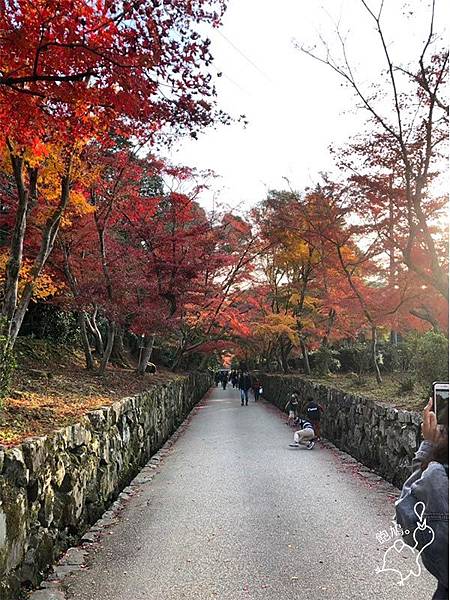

{"left": 395, "top": 440, "right": 449, "bottom": 591}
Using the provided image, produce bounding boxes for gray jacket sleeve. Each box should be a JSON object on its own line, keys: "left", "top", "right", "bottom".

{"left": 397, "top": 440, "right": 434, "bottom": 502}
{"left": 395, "top": 441, "right": 449, "bottom": 588}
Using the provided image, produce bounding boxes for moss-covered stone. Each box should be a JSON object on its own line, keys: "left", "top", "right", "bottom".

{"left": 0, "top": 371, "right": 211, "bottom": 599}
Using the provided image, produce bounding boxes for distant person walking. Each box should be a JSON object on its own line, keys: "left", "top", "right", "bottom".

{"left": 285, "top": 393, "right": 299, "bottom": 426}
{"left": 305, "top": 398, "right": 324, "bottom": 440}
{"left": 221, "top": 371, "right": 228, "bottom": 390}
{"left": 238, "top": 371, "right": 252, "bottom": 406}
{"left": 252, "top": 377, "right": 262, "bottom": 401}
{"left": 231, "top": 371, "right": 238, "bottom": 388}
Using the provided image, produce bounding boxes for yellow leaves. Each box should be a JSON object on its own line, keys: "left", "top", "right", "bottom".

{"left": 339, "top": 244, "right": 357, "bottom": 263}
{"left": 303, "top": 295, "right": 320, "bottom": 311}
{"left": 288, "top": 292, "right": 319, "bottom": 312}
{"left": 271, "top": 232, "right": 321, "bottom": 271}
{"left": 0, "top": 253, "right": 64, "bottom": 300}
{"left": 253, "top": 313, "right": 300, "bottom": 346}
{"left": 2, "top": 139, "right": 95, "bottom": 222}
{"left": 296, "top": 316, "right": 315, "bottom": 330}
{"left": 61, "top": 190, "right": 95, "bottom": 228}
{"left": 280, "top": 237, "right": 310, "bottom": 262}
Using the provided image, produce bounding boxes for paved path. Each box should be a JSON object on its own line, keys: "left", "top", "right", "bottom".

{"left": 65, "top": 386, "right": 436, "bottom": 600}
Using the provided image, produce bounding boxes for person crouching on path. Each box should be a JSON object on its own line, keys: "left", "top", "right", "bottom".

{"left": 285, "top": 393, "right": 299, "bottom": 426}
{"left": 291, "top": 419, "right": 315, "bottom": 446}
{"left": 238, "top": 371, "right": 252, "bottom": 406}
{"left": 305, "top": 398, "right": 324, "bottom": 440}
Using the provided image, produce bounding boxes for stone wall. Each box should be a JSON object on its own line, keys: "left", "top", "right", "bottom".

{"left": 0, "top": 372, "right": 211, "bottom": 600}
{"left": 260, "top": 374, "right": 421, "bottom": 488}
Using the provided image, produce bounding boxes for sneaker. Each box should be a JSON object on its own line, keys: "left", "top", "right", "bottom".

{"left": 289, "top": 442, "right": 300, "bottom": 447}
{"left": 306, "top": 441, "right": 315, "bottom": 450}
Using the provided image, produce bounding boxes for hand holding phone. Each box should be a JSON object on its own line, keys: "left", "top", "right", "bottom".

{"left": 422, "top": 399, "right": 441, "bottom": 443}
{"left": 432, "top": 381, "right": 449, "bottom": 426}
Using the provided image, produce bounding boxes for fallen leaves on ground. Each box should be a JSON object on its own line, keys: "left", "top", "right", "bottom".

{"left": 0, "top": 338, "right": 181, "bottom": 446}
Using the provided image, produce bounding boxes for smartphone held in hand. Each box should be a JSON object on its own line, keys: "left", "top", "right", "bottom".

{"left": 432, "top": 381, "right": 449, "bottom": 425}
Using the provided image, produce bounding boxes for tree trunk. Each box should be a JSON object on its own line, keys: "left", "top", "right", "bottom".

{"left": 1, "top": 172, "right": 28, "bottom": 330}
{"left": 137, "top": 334, "right": 155, "bottom": 375}
{"left": 171, "top": 340, "right": 187, "bottom": 371}
{"left": 85, "top": 309, "right": 104, "bottom": 357}
{"left": 388, "top": 185, "right": 399, "bottom": 347}
{"left": 78, "top": 312, "right": 94, "bottom": 370}
{"left": 372, "top": 326, "right": 382, "bottom": 384}
{"left": 198, "top": 353, "right": 209, "bottom": 371}
{"left": 99, "top": 321, "right": 116, "bottom": 376}
{"left": 280, "top": 343, "right": 289, "bottom": 373}
{"left": 409, "top": 306, "right": 441, "bottom": 332}
{"left": 1, "top": 150, "right": 38, "bottom": 342}
{"left": 322, "top": 308, "right": 336, "bottom": 348}
{"left": 300, "top": 339, "right": 311, "bottom": 375}
{"left": 9, "top": 176, "right": 71, "bottom": 344}
{"left": 390, "top": 330, "right": 398, "bottom": 345}
{"left": 110, "top": 326, "right": 132, "bottom": 368}
{"left": 3, "top": 155, "right": 72, "bottom": 348}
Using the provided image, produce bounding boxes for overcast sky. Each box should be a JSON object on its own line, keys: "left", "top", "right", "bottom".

{"left": 166, "top": 0, "right": 447, "bottom": 213}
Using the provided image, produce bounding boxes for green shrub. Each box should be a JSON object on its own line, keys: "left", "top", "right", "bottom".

{"left": 313, "top": 345, "right": 341, "bottom": 376}
{"left": 335, "top": 345, "right": 359, "bottom": 372}
{"left": 349, "top": 372, "right": 368, "bottom": 387}
{"left": 21, "top": 303, "right": 80, "bottom": 345}
{"left": 336, "top": 342, "right": 372, "bottom": 374}
{"left": 413, "top": 331, "right": 449, "bottom": 387}
{"left": 353, "top": 342, "right": 372, "bottom": 376}
{"left": 396, "top": 375, "right": 416, "bottom": 395}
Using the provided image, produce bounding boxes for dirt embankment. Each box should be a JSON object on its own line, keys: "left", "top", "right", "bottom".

{"left": 0, "top": 338, "right": 177, "bottom": 447}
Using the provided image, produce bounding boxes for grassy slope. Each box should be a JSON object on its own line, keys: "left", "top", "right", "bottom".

{"left": 271, "top": 372, "right": 427, "bottom": 412}
{"left": 0, "top": 338, "right": 178, "bottom": 447}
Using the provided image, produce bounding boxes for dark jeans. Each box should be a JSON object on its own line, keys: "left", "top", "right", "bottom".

{"left": 240, "top": 389, "right": 248, "bottom": 404}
